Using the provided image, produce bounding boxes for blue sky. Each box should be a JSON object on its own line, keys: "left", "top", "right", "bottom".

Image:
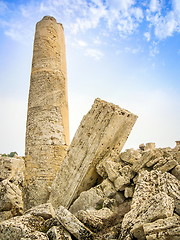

{"left": 0, "top": 0, "right": 180, "bottom": 155}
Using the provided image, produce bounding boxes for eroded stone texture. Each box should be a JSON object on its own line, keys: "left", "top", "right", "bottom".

{"left": 0, "top": 214, "right": 45, "bottom": 240}
{"left": 0, "top": 180, "right": 23, "bottom": 217}
{"left": 49, "top": 98, "right": 137, "bottom": 209}
{"left": 143, "top": 216, "right": 180, "bottom": 240}
{"left": 119, "top": 169, "right": 180, "bottom": 239}
{"left": 25, "top": 16, "right": 69, "bottom": 209}
{"left": 0, "top": 156, "right": 25, "bottom": 184}
{"left": 56, "top": 206, "right": 94, "bottom": 240}
{"left": 47, "top": 225, "right": 72, "bottom": 240}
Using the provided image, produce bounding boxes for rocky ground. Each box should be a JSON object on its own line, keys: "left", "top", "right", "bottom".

{"left": 0, "top": 142, "right": 179, "bottom": 240}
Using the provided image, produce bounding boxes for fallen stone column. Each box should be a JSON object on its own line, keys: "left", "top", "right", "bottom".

{"left": 56, "top": 206, "right": 94, "bottom": 240}
{"left": 49, "top": 98, "right": 137, "bottom": 208}
{"left": 24, "top": 16, "right": 69, "bottom": 209}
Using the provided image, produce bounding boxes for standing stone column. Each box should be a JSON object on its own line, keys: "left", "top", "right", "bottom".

{"left": 24, "top": 16, "right": 69, "bottom": 209}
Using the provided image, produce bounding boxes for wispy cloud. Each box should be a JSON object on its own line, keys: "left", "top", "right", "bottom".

{"left": 0, "top": 0, "right": 180, "bottom": 48}
{"left": 85, "top": 48, "right": 104, "bottom": 60}
{"left": 0, "top": 1, "right": 7, "bottom": 15}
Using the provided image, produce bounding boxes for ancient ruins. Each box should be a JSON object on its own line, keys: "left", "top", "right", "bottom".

{"left": 0, "top": 16, "right": 179, "bottom": 240}
{"left": 25, "top": 16, "right": 69, "bottom": 209}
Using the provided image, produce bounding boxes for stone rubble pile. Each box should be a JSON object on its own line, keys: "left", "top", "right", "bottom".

{"left": 0, "top": 99, "right": 179, "bottom": 240}
{"left": 0, "top": 156, "right": 25, "bottom": 221}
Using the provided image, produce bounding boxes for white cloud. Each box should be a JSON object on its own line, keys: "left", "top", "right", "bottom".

{"left": 144, "top": 32, "right": 151, "bottom": 41}
{"left": 0, "top": 1, "right": 7, "bottom": 15}
{"left": 107, "top": 0, "right": 134, "bottom": 11}
{"left": 149, "top": 0, "right": 161, "bottom": 12}
{"left": 85, "top": 48, "right": 104, "bottom": 60}
{"left": 0, "top": 0, "right": 180, "bottom": 45}
{"left": 149, "top": 41, "right": 159, "bottom": 56}
{"left": 125, "top": 46, "right": 142, "bottom": 54}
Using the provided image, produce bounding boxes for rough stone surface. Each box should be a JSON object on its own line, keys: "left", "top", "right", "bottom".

{"left": 56, "top": 206, "right": 94, "bottom": 239}
{"left": 0, "top": 214, "right": 45, "bottom": 240}
{"left": 0, "top": 180, "right": 23, "bottom": 216}
{"left": 0, "top": 156, "right": 25, "bottom": 184}
{"left": 25, "top": 16, "right": 69, "bottom": 209}
{"left": 49, "top": 98, "right": 137, "bottom": 209}
{"left": 143, "top": 216, "right": 180, "bottom": 240}
{"left": 24, "top": 203, "right": 55, "bottom": 220}
{"left": 76, "top": 208, "right": 113, "bottom": 232}
{"left": 131, "top": 170, "right": 180, "bottom": 215}
{"left": 114, "top": 165, "right": 134, "bottom": 191}
{"left": 120, "top": 192, "right": 174, "bottom": 239}
{"left": 47, "top": 225, "right": 72, "bottom": 240}
{"left": 69, "top": 178, "right": 124, "bottom": 214}
{"left": 171, "top": 165, "right": 180, "bottom": 180}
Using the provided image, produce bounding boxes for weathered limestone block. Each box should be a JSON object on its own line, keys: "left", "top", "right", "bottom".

{"left": 47, "top": 226, "right": 72, "bottom": 240}
{"left": 0, "top": 210, "right": 13, "bottom": 222}
{"left": 114, "top": 165, "right": 134, "bottom": 191}
{"left": 76, "top": 208, "right": 113, "bottom": 232}
{"left": 49, "top": 98, "right": 137, "bottom": 208}
{"left": 146, "top": 156, "right": 163, "bottom": 167}
{"left": 143, "top": 216, "right": 180, "bottom": 240}
{"left": 171, "top": 165, "right": 180, "bottom": 180}
{"left": 25, "top": 16, "right": 69, "bottom": 209}
{"left": 25, "top": 203, "right": 55, "bottom": 220}
{"left": 120, "top": 148, "right": 141, "bottom": 164}
{"left": 70, "top": 178, "right": 124, "bottom": 214}
{"left": 132, "top": 149, "right": 162, "bottom": 172}
{"left": 22, "top": 231, "right": 49, "bottom": 240}
{"left": 102, "top": 160, "right": 121, "bottom": 182}
{"left": 0, "top": 156, "right": 25, "bottom": 185}
{"left": 144, "top": 142, "right": 156, "bottom": 151}
{"left": 124, "top": 185, "right": 134, "bottom": 198}
{"left": 120, "top": 192, "right": 174, "bottom": 240}
{"left": 0, "top": 180, "right": 23, "bottom": 216}
{"left": 100, "top": 178, "right": 117, "bottom": 198}
{"left": 56, "top": 206, "right": 94, "bottom": 240}
{"left": 0, "top": 214, "right": 45, "bottom": 240}
{"left": 69, "top": 185, "right": 104, "bottom": 214}
{"left": 131, "top": 170, "right": 180, "bottom": 214}
{"left": 154, "top": 158, "right": 178, "bottom": 172}
{"left": 96, "top": 154, "right": 124, "bottom": 179}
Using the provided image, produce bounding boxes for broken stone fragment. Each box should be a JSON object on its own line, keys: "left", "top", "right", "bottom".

{"left": 0, "top": 180, "right": 23, "bottom": 216}
{"left": 0, "top": 210, "right": 13, "bottom": 222}
{"left": 56, "top": 206, "right": 94, "bottom": 240}
{"left": 131, "top": 170, "right": 179, "bottom": 211}
{"left": 47, "top": 225, "right": 72, "bottom": 240}
{"left": 49, "top": 98, "right": 137, "bottom": 209}
{"left": 124, "top": 185, "right": 134, "bottom": 198}
{"left": 132, "top": 149, "right": 162, "bottom": 172}
{"left": 146, "top": 156, "right": 163, "bottom": 168}
{"left": 69, "top": 185, "right": 104, "bottom": 214}
{"left": 171, "top": 165, "right": 180, "bottom": 180}
{"left": 76, "top": 208, "right": 113, "bottom": 232}
{"left": 103, "top": 160, "right": 121, "bottom": 182}
{"left": 70, "top": 178, "right": 121, "bottom": 214}
{"left": 144, "top": 142, "right": 156, "bottom": 151}
{"left": 154, "top": 158, "right": 178, "bottom": 172}
{"left": 0, "top": 156, "right": 25, "bottom": 184}
{"left": 22, "top": 231, "right": 49, "bottom": 240}
{"left": 143, "top": 216, "right": 180, "bottom": 240}
{"left": 120, "top": 192, "right": 174, "bottom": 240}
{"left": 24, "top": 203, "right": 55, "bottom": 220}
{"left": 120, "top": 148, "right": 141, "bottom": 164}
{"left": 0, "top": 214, "right": 45, "bottom": 240}
{"left": 114, "top": 165, "right": 134, "bottom": 191}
